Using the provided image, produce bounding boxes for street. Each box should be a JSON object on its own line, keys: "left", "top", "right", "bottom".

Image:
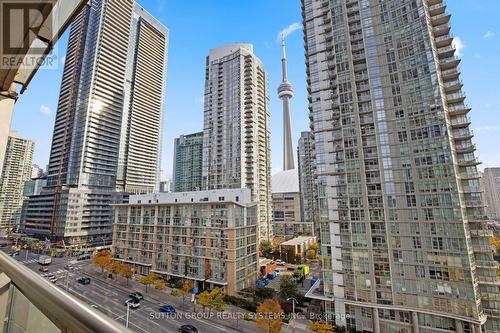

{"left": 4, "top": 248, "right": 291, "bottom": 333}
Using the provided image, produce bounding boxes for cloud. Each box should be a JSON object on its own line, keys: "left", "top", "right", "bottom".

{"left": 59, "top": 54, "right": 65, "bottom": 65}
{"left": 39, "top": 105, "right": 51, "bottom": 115}
{"left": 452, "top": 37, "right": 465, "bottom": 57}
{"left": 484, "top": 31, "right": 495, "bottom": 39}
{"left": 475, "top": 125, "right": 500, "bottom": 132}
{"left": 277, "top": 22, "right": 301, "bottom": 42}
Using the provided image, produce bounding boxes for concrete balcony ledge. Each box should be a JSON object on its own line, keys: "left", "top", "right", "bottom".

{"left": 0, "top": 251, "right": 131, "bottom": 333}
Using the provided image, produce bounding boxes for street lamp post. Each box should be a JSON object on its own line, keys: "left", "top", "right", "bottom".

{"left": 287, "top": 297, "right": 297, "bottom": 333}
{"left": 125, "top": 301, "right": 131, "bottom": 328}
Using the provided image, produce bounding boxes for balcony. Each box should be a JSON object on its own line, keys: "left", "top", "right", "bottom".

{"left": 448, "top": 104, "right": 471, "bottom": 116}
{"left": 438, "top": 45, "right": 455, "bottom": 58}
{"left": 441, "top": 67, "right": 459, "bottom": 80}
{"left": 443, "top": 79, "right": 462, "bottom": 92}
{"left": 449, "top": 116, "right": 471, "bottom": 128}
{"left": 435, "top": 34, "right": 453, "bottom": 48}
{"left": 431, "top": 13, "right": 451, "bottom": 26}
{"left": 433, "top": 24, "right": 451, "bottom": 37}
{"left": 459, "top": 171, "right": 480, "bottom": 180}
{"left": 0, "top": 252, "right": 129, "bottom": 333}
{"left": 455, "top": 143, "right": 476, "bottom": 153}
{"left": 440, "top": 56, "right": 460, "bottom": 70}
{"left": 429, "top": 2, "right": 446, "bottom": 16}
{"left": 447, "top": 92, "right": 466, "bottom": 104}
{"left": 457, "top": 157, "right": 481, "bottom": 167}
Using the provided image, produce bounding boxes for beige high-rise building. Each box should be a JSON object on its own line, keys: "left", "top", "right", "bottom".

{"left": 202, "top": 44, "right": 273, "bottom": 242}
{"left": 481, "top": 168, "right": 500, "bottom": 221}
{"left": 301, "top": 0, "right": 499, "bottom": 332}
{"left": 0, "top": 132, "right": 34, "bottom": 230}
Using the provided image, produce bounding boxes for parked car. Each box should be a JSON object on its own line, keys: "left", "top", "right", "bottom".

{"left": 275, "top": 259, "right": 286, "bottom": 266}
{"left": 44, "top": 273, "right": 55, "bottom": 279}
{"left": 64, "top": 264, "right": 74, "bottom": 270}
{"left": 256, "top": 280, "right": 266, "bottom": 287}
{"left": 77, "top": 253, "right": 91, "bottom": 261}
{"left": 77, "top": 277, "right": 91, "bottom": 285}
{"left": 262, "top": 278, "right": 270, "bottom": 285}
{"left": 179, "top": 325, "right": 199, "bottom": 333}
{"left": 159, "top": 305, "right": 176, "bottom": 313}
{"left": 49, "top": 276, "right": 58, "bottom": 283}
{"left": 129, "top": 292, "right": 143, "bottom": 300}
{"left": 39, "top": 267, "right": 49, "bottom": 273}
{"left": 266, "top": 271, "right": 277, "bottom": 280}
{"left": 274, "top": 269, "right": 281, "bottom": 276}
{"left": 125, "top": 298, "right": 140, "bottom": 308}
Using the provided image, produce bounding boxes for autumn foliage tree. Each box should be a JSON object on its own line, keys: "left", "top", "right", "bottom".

{"left": 309, "top": 320, "right": 335, "bottom": 333}
{"left": 118, "top": 263, "right": 133, "bottom": 285}
{"left": 138, "top": 273, "right": 160, "bottom": 292}
{"left": 108, "top": 261, "right": 122, "bottom": 278}
{"left": 179, "top": 279, "right": 193, "bottom": 304}
{"left": 256, "top": 299, "right": 283, "bottom": 333}
{"left": 197, "top": 287, "right": 225, "bottom": 313}
{"left": 92, "top": 250, "right": 112, "bottom": 273}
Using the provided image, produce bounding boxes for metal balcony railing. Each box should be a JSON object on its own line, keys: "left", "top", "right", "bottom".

{"left": 0, "top": 251, "right": 131, "bottom": 333}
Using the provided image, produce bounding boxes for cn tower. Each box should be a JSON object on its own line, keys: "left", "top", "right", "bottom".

{"left": 277, "top": 35, "right": 295, "bottom": 170}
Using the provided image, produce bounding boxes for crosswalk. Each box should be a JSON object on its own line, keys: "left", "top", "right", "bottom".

{"left": 21, "top": 259, "right": 38, "bottom": 264}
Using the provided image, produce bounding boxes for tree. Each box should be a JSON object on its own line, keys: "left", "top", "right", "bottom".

{"left": 279, "top": 275, "right": 300, "bottom": 301}
{"left": 209, "top": 287, "right": 225, "bottom": 311}
{"left": 310, "top": 241, "right": 319, "bottom": 252}
{"left": 490, "top": 236, "right": 500, "bottom": 255}
{"left": 256, "top": 299, "right": 283, "bottom": 333}
{"left": 118, "top": 263, "right": 133, "bottom": 285}
{"left": 260, "top": 240, "right": 273, "bottom": 257}
{"left": 92, "top": 250, "right": 112, "bottom": 274}
{"left": 155, "top": 280, "right": 166, "bottom": 291}
{"left": 138, "top": 273, "right": 160, "bottom": 292}
{"left": 179, "top": 279, "right": 193, "bottom": 304}
{"left": 198, "top": 290, "right": 211, "bottom": 311}
{"left": 196, "top": 287, "right": 225, "bottom": 313}
{"left": 108, "top": 261, "right": 122, "bottom": 278}
{"left": 309, "top": 320, "right": 336, "bottom": 333}
{"left": 306, "top": 249, "right": 317, "bottom": 260}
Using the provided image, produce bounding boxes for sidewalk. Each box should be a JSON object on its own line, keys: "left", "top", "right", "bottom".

{"left": 83, "top": 267, "right": 309, "bottom": 333}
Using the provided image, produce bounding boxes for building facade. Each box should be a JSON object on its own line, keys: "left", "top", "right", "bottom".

{"left": 301, "top": 0, "right": 499, "bottom": 332}
{"left": 24, "top": 0, "right": 169, "bottom": 247}
{"left": 481, "top": 168, "right": 500, "bottom": 222}
{"left": 112, "top": 189, "right": 258, "bottom": 295}
{"left": 172, "top": 132, "right": 203, "bottom": 192}
{"left": 202, "top": 44, "right": 273, "bottom": 242}
{"left": 0, "top": 132, "right": 34, "bottom": 230}
{"left": 298, "top": 131, "right": 319, "bottom": 237}
{"left": 272, "top": 169, "right": 313, "bottom": 238}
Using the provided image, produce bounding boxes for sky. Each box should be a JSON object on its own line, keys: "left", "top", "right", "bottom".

{"left": 10, "top": 0, "right": 500, "bottom": 179}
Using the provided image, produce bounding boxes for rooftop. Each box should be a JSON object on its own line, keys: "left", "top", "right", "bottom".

{"left": 281, "top": 235, "right": 316, "bottom": 246}
{"left": 124, "top": 188, "right": 253, "bottom": 206}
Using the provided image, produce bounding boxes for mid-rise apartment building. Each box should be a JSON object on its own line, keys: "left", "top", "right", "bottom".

{"left": 202, "top": 44, "right": 273, "bottom": 242}
{"left": 0, "top": 132, "right": 34, "bottom": 230}
{"left": 298, "top": 131, "right": 319, "bottom": 237}
{"left": 172, "top": 132, "right": 203, "bottom": 192}
{"left": 481, "top": 168, "right": 500, "bottom": 221}
{"left": 301, "top": 0, "right": 499, "bottom": 332}
{"left": 24, "top": 0, "right": 168, "bottom": 247}
{"left": 112, "top": 189, "right": 258, "bottom": 295}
